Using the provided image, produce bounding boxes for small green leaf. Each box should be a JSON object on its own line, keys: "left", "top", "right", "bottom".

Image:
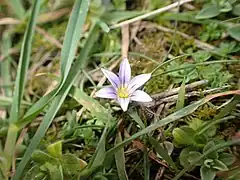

{"left": 196, "top": 5, "right": 220, "bottom": 19}
{"left": 200, "top": 165, "right": 216, "bottom": 180}
{"left": 47, "top": 141, "right": 62, "bottom": 159}
{"left": 180, "top": 147, "right": 198, "bottom": 168}
{"left": 188, "top": 118, "right": 204, "bottom": 131}
{"left": 97, "top": 20, "right": 110, "bottom": 33}
{"left": 31, "top": 151, "right": 58, "bottom": 165}
{"left": 219, "top": 1, "right": 232, "bottom": 12}
{"left": 43, "top": 163, "right": 63, "bottom": 180}
{"left": 188, "top": 151, "right": 203, "bottom": 166}
{"left": 219, "top": 153, "right": 235, "bottom": 166}
{"left": 192, "top": 51, "right": 211, "bottom": 62}
{"left": 213, "top": 159, "right": 228, "bottom": 171}
{"left": 232, "top": 4, "right": 240, "bottom": 15}
{"left": 227, "top": 25, "right": 240, "bottom": 41}
{"left": 204, "top": 159, "right": 215, "bottom": 168}
{"left": 194, "top": 134, "right": 208, "bottom": 147}
{"left": 203, "top": 141, "right": 218, "bottom": 159}
{"left": 173, "top": 126, "right": 196, "bottom": 146}
{"left": 62, "top": 153, "right": 82, "bottom": 175}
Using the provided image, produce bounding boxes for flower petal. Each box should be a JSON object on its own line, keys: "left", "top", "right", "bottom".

{"left": 119, "top": 58, "right": 131, "bottom": 85}
{"left": 101, "top": 68, "right": 120, "bottom": 89}
{"left": 117, "top": 97, "right": 130, "bottom": 112}
{"left": 95, "top": 86, "right": 116, "bottom": 99}
{"left": 128, "top": 73, "right": 151, "bottom": 94}
{"left": 130, "top": 90, "right": 152, "bottom": 102}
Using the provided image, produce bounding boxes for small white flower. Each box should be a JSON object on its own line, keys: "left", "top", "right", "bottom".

{"left": 95, "top": 58, "right": 152, "bottom": 112}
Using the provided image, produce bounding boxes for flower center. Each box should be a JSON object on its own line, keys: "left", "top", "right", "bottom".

{"left": 117, "top": 87, "right": 129, "bottom": 98}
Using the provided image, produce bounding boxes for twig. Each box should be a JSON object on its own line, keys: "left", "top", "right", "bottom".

{"left": 0, "top": 17, "right": 20, "bottom": 25}
{"left": 155, "top": 167, "right": 166, "bottom": 180}
{"left": 110, "top": 0, "right": 193, "bottom": 29}
{"left": 152, "top": 80, "right": 208, "bottom": 99}
{"left": 141, "top": 84, "right": 230, "bottom": 108}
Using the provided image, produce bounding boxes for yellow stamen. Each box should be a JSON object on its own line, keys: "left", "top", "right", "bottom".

{"left": 117, "top": 87, "right": 129, "bottom": 98}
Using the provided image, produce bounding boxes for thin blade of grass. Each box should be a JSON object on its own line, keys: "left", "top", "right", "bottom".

{"left": 128, "top": 110, "right": 145, "bottom": 129}
{"left": 104, "top": 90, "right": 240, "bottom": 158}
{"left": 149, "top": 137, "right": 178, "bottom": 171}
{"left": 13, "top": 23, "right": 99, "bottom": 179}
{"left": 115, "top": 132, "right": 128, "bottom": 180}
{"left": 144, "top": 138, "right": 150, "bottom": 180}
{"left": 8, "top": 0, "right": 41, "bottom": 124}
{"left": 176, "top": 80, "right": 185, "bottom": 111}
{"left": 15, "top": 0, "right": 90, "bottom": 129}
{"left": 60, "top": 0, "right": 89, "bottom": 82}
{"left": 8, "top": 0, "right": 25, "bottom": 20}
{"left": 1, "top": 31, "right": 12, "bottom": 97}
{"left": 3, "top": 0, "right": 42, "bottom": 172}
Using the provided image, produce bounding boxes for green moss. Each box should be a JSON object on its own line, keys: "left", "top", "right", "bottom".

{"left": 145, "top": 69, "right": 171, "bottom": 94}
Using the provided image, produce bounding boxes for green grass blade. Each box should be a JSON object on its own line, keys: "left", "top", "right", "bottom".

{"left": 1, "top": 31, "right": 12, "bottom": 97}
{"left": 13, "top": 85, "right": 72, "bottom": 180}
{"left": 17, "top": 89, "right": 58, "bottom": 128}
{"left": 3, "top": 0, "right": 42, "bottom": 173}
{"left": 176, "top": 80, "right": 185, "bottom": 111}
{"left": 14, "top": 0, "right": 90, "bottom": 129}
{"left": 128, "top": 110, "right": 145, "bottom": 129}
{"left": 105, "top": 96, "right": 216, "bottom": 158}
{"left": 8, "top": 0, "right": 41, "bottom": 124}
{"left": 115, "top": 132, "right": 128, "bottom": 180}
{"left": 143, "top": 138, "right": 150, "bottom": 180}
{"left": 8, "top": 0, "right": 25, "bottom": 20}
{"left": 13, "top": 16, "right": 99, "bottom": 180}
{"left": 60, "top": 0, "right": 89, "bottom": 82}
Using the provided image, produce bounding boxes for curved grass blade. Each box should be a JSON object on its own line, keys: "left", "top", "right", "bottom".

{"left": 13, "top": 20, "right": 99, "bottom": 180}
{"left": 1, "top": 31, "right": 12, "bottom": 97}
{"left": 16, "top": 0, "right": 90, "bottom": 129}
{"left": 115, "top": 132, "right": 128, "bottom": 180}
{"left": 104, "top": 90, "right": 240, "bottom": 158}
{"left": 8, "top": 0, "right": 41, "bottom": 124}
{"left": 3, "top": 0, "right": 42, "bottom": 172}
{"left": 60, "top": 0, "right": 89, "bottom": 83}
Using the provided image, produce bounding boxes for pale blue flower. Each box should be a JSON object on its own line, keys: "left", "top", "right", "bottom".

{"left": 95, "top": 58, "right": 152, "bottom": 111}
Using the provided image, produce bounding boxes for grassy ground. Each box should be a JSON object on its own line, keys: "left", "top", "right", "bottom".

{"left": 0, "top": 0, "right": 240, "bottom": 179}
